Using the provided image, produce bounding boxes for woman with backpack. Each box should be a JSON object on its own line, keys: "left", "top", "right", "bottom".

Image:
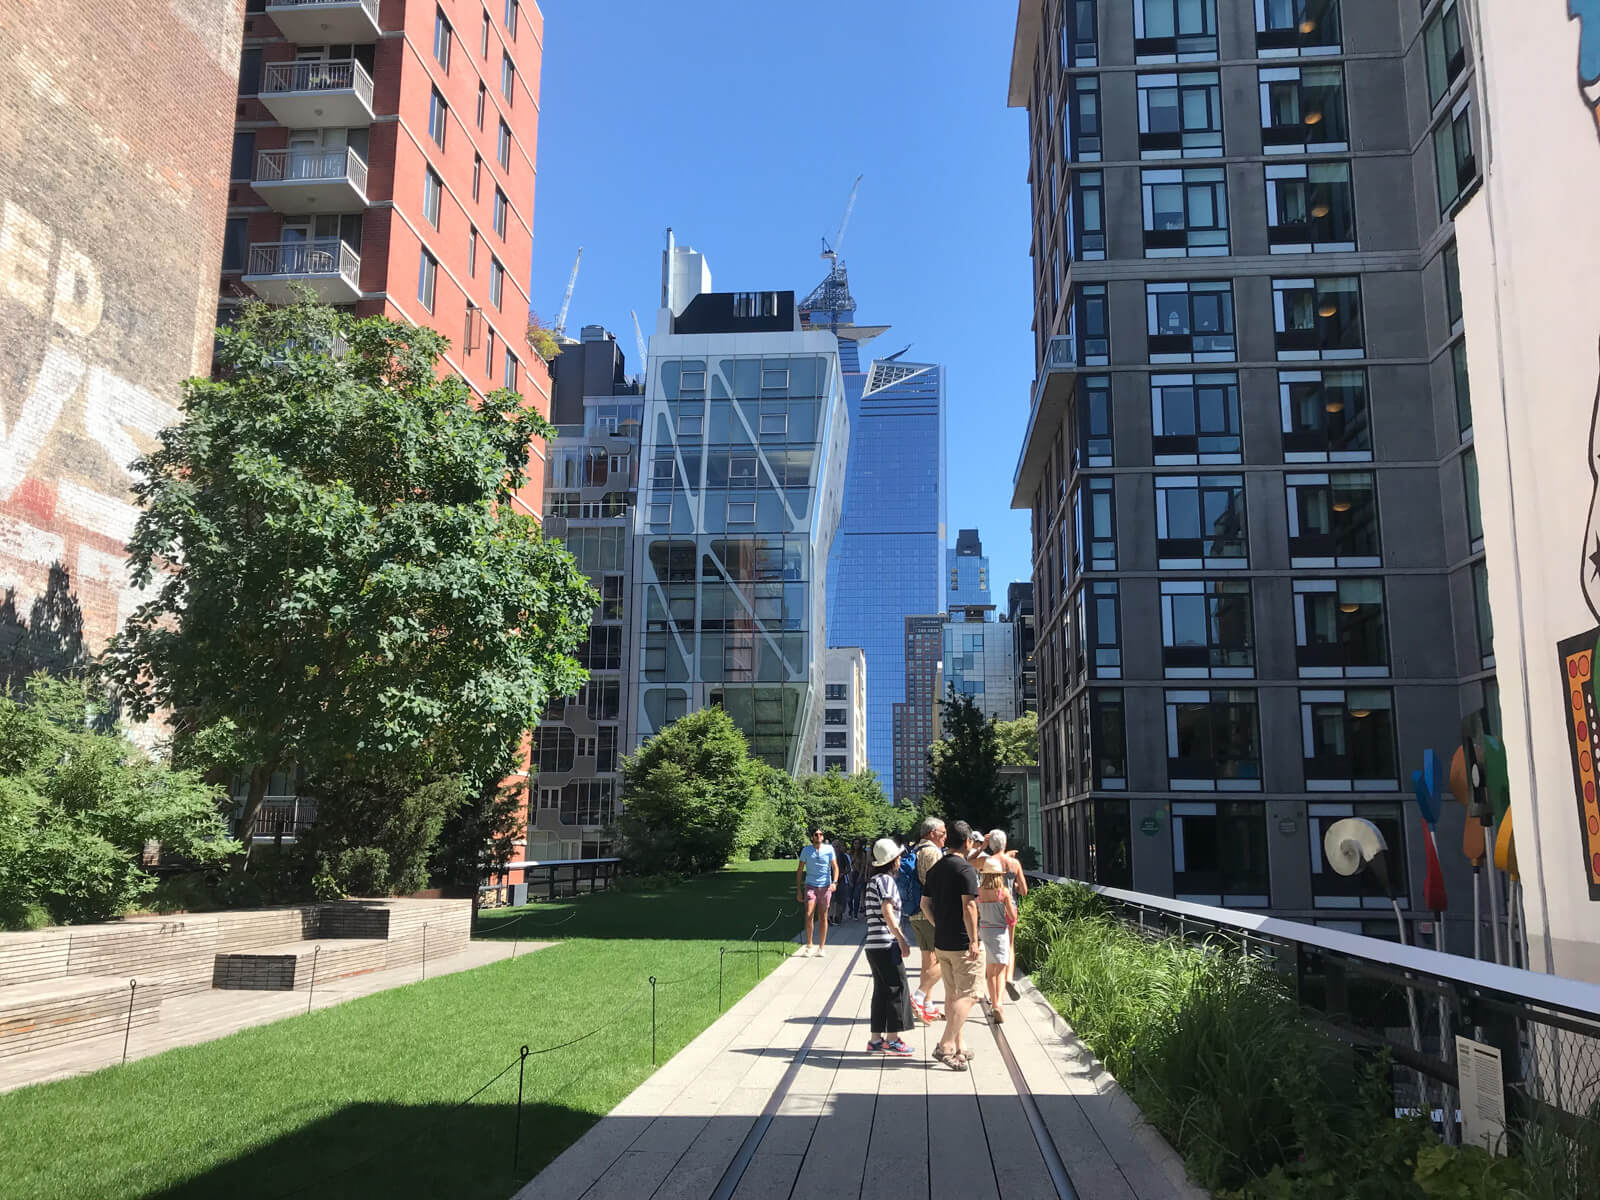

{"left": 863, "top": 837, "right": 915, "bottom": 1056}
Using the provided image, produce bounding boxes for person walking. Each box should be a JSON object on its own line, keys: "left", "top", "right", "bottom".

{"left": 921, "top": 819, "right": 984, "bottom": 1070}
{"left": 986, "top": 830, "right": 1029, "bottom": 992}
{"left": 796, "top": 827, "right": 838, "bottom": 957}
{"left": 977, "top": 858, "right": 1017, "bottom": 1022}
{"left": 848, "top": 841, "right": 869, "bottom": 921}
{"left": 829, "top": 839, "right": 852, "bottom": 925}
{"left": 904, "top": 817, "right": 947, "bottom": 1022}
{"left": 863, "top": 837, "right": 916, "bottom": 1056}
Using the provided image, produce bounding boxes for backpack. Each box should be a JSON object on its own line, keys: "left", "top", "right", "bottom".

{"left": 898, "top": 841, "right": 928, "bottom": 915}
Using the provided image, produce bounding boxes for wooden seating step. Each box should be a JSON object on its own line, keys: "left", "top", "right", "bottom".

{"left": 0, "top": 976, "right": 162, "bottom": 1059}
{"left": 211, "top": 938, "right": 388, "bottom": 991}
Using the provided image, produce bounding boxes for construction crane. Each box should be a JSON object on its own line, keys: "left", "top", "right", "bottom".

{"left": 820, "top": 175, "right": 862, "bottom": 263}
{"left": 630, "top": 309, "right": 648, "bottom": 375}
{"left": 552, "top": 247, "right": 583, "bottom": 338}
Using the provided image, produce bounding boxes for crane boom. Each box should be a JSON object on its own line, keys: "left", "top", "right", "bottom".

{"left": 630, "top": 309, "right": 648, "bottom": 376}
{"left": 822, "top": 174, "right": 862, "bottom": 262}
{"left": 553, "top": 247, "right": 583, "bottom": 337}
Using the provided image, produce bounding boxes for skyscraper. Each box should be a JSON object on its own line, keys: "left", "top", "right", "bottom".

{"left": 894, "top": 614, "right": 946, "bottom": 804}
{"left": 946, "top": 529, "right": 993, "bottom": 613}
{"left": 1008, "top": 1, "right": 1487, "bottom": 925}
{"left": 803, "top": 264, "right": 947, "bottom": 799}
{"left": 629, "top": 238, "right": 849, "bottom": 772}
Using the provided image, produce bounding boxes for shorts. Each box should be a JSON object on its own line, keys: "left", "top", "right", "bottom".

{"left": 804, "top": 884, "right": 834, "bottom": 906}
{"left": 909, "top": 913, "right": 937, "bottom": 952}
{"left": 936, "top": 946, "right": 984, "bottom": 1001}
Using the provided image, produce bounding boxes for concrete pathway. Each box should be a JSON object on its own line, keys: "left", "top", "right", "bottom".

{"left": 0, "top": 938, "right": 550, "bottom": 1094}
{"left": 514, "top": 924, "right": 1204, "bottom": 1200}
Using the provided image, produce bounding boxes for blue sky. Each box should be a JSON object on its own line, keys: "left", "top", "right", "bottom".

{"left": 527, "top": 0, "right": 1036, "bottom": 593}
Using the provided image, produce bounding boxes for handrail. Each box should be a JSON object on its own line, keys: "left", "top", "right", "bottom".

{"left": 254, "top": 146, "right": 368, "bottom": 194}
{"left": 260, "top": 59, "right": 375, "bottom": 108}
{"left": 1026, "top": 870, "right": 1600, "bottom": 1020}
{"left": 268, "top": 0, "right": 377, "bottom": 13}
{"left": 244, "top": 240, "right": 361, "bottom": 287}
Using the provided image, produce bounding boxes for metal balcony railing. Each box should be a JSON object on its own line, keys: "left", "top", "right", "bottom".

{"left": 245, "top": 239, "right": 361, "bottom": 286}
{"left": 260, "top": 58, "right": 374, "bottom": 107}
{"left": 254, "top": 147, "right": 369, "bottom": 195}
{"left": 267, "top": 0, "right": 378, "bottom": 16}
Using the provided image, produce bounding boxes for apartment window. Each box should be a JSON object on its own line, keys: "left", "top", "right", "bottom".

{"left": 825, "top": 683, "right": 848, "bottom": 701}
{"left": 1076, "top": 283, "right": 1110, "bottom": 364}
{"left": 600, "top": 574, "right": 624, "bottom": 621}
{"left": 1147, "top": 280, "right": 1235, "bottom": 362}
{"left": 239, "top": 48, "right": 262, "bottom": 96}
{"left": 533, "top": 726, "right": 575, "bottom": 774}
{"left": 1155, "top": 474, "right": 1248, "bottom": 567}
{"left": 1162, "top": 580, "right": 1254, "bottom": 677}
{"left": 825, "top": 708, "right": 847, "bottom": 726}
{"left": 222, "top": 218, "right": 247, "bottom": 272}
{"left": 1301, "top": 688, "right": 1398, "bottom": 789}
{"left": 1134, "top": 0, "right": 1218, "bottom": 61}
{"left": 1152, "top": 373, "right": 1241, "bottom": 463}
{"left": 1273, "top": 276, "right": 1362, "bottom": 359}
{"left": 1091, "top": 690, "right": 1126, "bottom": 788}
{"left": 597, "top": 726, "right": 618, "bottom": 773}
{"left": 417, "top": 251, "right": 437, "bottom": 312}
{"left": 1069, "top": 75, "right": 1101, "bottom": 161}
{"left": 1065, "top": 0, "right": 1098, "bottom": 66}
{"left": 1072, "top": 476, "right": 1117, "bottom": 573}
{"left": 1088, "top": 581, "right": 1122, "bottom": 678}
{"left": 1137, "top": 72, "right": 1223, "bottom": 157}
{"left": 825, "top": 756, "right": 848, "bottom": 772}
{"left": 1294, "top": 579, "right": 1387, "bottom": 676}
{"left": 230, "top": 132, "right": 254, "bottom": 181}
{"left": 1077, "top": 375, "right": 1113, "bottom": 467}
{"left": 1141, "top": 168, "right": 1228, "bottom": 257}
{"left": 1074, "top": 172, "right": 1106, "bottom": 259}
{"left": 428, "top": 89, "right": 448, "bottom": 148}
{"left": 1309, "top": 802, "right": 1407, "bottom": 907}
{"left": 1473, "top": 560, "right": 1494, "bottom": 665}
{"left": 824, "top": 731, "right": 848, "bottom": 750}
{"left": 1260, "top": 66, "right": 1348, "bottom": 152}
{"left": 1443, "top": 242, "right": 1463, "bottom": 328}
{"left": 498, "top": 119, "right": 512, "bottom": 168}
{"left": 505, "top": 350, "right": 518, "bottom": 393}
{"left": 1265, "top": 162, "right": 1355, "bottom": 253}
{"left": 472, "top": 155, "right": 482, "bottom": 201}
{"left": 493, "top": 188, "right": 508, "bottom": 237}
{"left": 577, "top": 626, "right": 621, "bottom": 671}
{"left": 1424, "top": 0, "right": 1466, "bottom": 107}
{"left": 501, "top": 53, "right": 515, "bottom": 101}
{"left": 1166, "top": 690, "right": 1262, "bottom": 790}
{"left": 504, "top": 0, "right": 518, "bottom": 37}
{"left": 468, "top": 227, "right": 478, "bottom": 276}
{"left": 1281, "top": 368, "right": 1370, "bottom": 461}
{"left": 1286, "top": 470, "right": 1380, "bottom": 565}
{"left": 1255, "top": 0, "right": 1341, "bottom": 55}
{"left": 490, "top": 258, "right": 504, "bottom": 308}
{"left": 434, "top": 8, "right": 451, "bottom": 69}
{"left": 1453, "top": 339, "right": 1472, "bottom": 436}
{"left": 1174, "top": 801, "right": 1269, "bottom": 904}
{"left": 480, "top": 8, "right": 490, "bottom": 55}
{"left": 1434, "top": 95, "right": 1478, "bottom": 216}
{"left": 477, "top": 83, "right": 486, "bottom": 129}
{"left": 1463, "top": 447, "right": 1483, "bottom": 549}
{"left": 423, "top": 167, "right": 442, "bottom": 228}
{"left": 486, "top": 328, "right": 495, "bottom": 379}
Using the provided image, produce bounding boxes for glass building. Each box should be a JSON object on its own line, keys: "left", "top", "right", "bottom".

{"left": 942, "top": 616, "right": 1020, "bottom": 724}
{"left": 630, "top": 249, "right": 849, "bottom": 772}
{"left": 802, "top": 264, "right": 947, "bottom": 799}
{"left": 946, "top": 528, "right": 993, "bottom": 612}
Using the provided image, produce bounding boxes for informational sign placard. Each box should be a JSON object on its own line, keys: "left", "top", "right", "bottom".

{"left": 1455, "top": 1035, "right": 1508, "bottom": 1155}
{"left": 1139, "top": 817, "right": 1160, "bottom": 837}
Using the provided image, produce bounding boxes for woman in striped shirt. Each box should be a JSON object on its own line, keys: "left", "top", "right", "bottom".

{"left": 863, "top": 837, "right": 915, "bottom": 1056}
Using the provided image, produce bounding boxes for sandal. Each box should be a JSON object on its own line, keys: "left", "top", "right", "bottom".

{"left": 932, "top": 1045, "right": 969, "bottom": 1072}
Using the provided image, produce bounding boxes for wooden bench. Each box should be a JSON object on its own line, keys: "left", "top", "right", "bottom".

{"left": 211, "top": 938, "right": 388, "bottom": 991}
{"left": 0, "top": 977, "right": 162, "bottom": 1059}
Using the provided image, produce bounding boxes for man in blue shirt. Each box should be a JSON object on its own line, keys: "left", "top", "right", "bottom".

{"left": 796, "top": 826, "right": 839, "bottom": 957}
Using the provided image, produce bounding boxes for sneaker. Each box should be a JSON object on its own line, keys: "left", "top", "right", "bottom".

{"left": 913, "top": 997, "right": 944, "bottom": 1023}
{"left": 882, "top": 1038, "right": 914, "bottom": 1057}
{"left": 866, "top": 1038, "right": 886, "bottom": 1053}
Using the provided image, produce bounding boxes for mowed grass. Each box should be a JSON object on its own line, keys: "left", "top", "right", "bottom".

{"left": 0, "top": 860, "right": 800, "bottom": 1200}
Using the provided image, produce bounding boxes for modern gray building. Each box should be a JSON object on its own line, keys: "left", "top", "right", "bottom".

{"left": 629, "top": 236, "right": 849, "bottom": 772}
{"left": 942, "top": 615, "right": 1020, "bottom": 724}
{"left": 1009, "top": 581, "right": 1038, "bottom": 716}
{"left": 893, "top": 614, "right": 945, "bottom": 803}
{"left": 946, "top": 528, "right": 994, "bottom": 614}
{"left": 529, "top": 326, "right": 643, "bottom": 861}
{"left": 1007, "top": 0, "right": 1491, "bottom": 930}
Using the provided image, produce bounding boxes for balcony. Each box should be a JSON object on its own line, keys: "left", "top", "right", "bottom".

{"left": 264, "top": 0, "right": 380, "bottom": 43}
{"left": 242, "top": 239, "right": 361, "bottom": 303}
{"left": 259, "top": 59, "right": 375, "bottom": 128}
{"left": 1011, "top": 332, "right": 1080, "bottom": 509}
{"left": 253, "top": 147, "right": 369, "bottom": 214}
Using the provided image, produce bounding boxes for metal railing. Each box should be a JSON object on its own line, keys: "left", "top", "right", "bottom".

{"left": 267, "top": 0, "right": 379, "bottom": 16}
{"left": 480, "top": 858, "right": 622, "bottom": 907}
{"left": 260, "top": 59, "right": 375, "bottom": 108}
{"left": 1025, "top": 871, "right": 1600, "bottom": 1155}
{"left": 252, "top": 798, "right": 318, "bottom": 840}
{"left": 254, "top": 147, "right": 369, "bottom": 195}
{"left": 245, "top": 239, "right": 361, "bottom": 287}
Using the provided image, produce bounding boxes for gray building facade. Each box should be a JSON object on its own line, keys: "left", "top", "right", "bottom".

{"left": 1008, "top": 0, "right": 1491, "bottom": 929}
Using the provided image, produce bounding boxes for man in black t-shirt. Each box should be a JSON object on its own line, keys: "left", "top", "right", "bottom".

{"left": 920, "top": 819, "right": 984, "bottom": 1069}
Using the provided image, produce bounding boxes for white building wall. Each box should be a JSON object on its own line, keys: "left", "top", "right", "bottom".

{"left": 814, "top": 645, "right": 867, "bottom": 774}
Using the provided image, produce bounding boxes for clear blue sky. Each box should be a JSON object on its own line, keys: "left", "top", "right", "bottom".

{"left": 527, "top": 0, "right": 1036, "bottom": 593}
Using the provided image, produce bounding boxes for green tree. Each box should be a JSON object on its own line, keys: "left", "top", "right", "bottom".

{"left": 741, "top": 763, "right": 806, "bottom": 860}
{"left": 796, "top": 768, "right": 908, "bottom": 846}
{"left": 103, "top": 300, "right": 596, "bottom": 860}
{"left": 0, "top": 675, "right": 236, "bottom": 928}
{"left": 616, "top": 708, "right": 756, "bottom": 874}
{"left": 996, "top": 711, "right": 1040, "bottom": 767}
{"left": 928, "top": 686, "right": 1016, "bottom": 834}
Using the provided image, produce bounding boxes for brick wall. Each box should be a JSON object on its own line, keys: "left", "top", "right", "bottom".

{"left": 0, "top": 0, "right": 244, "bottom": 655}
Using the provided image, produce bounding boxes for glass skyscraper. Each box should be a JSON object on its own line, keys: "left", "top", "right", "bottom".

{"left": 802, "top": 264, "right": 946, "bottom": 800}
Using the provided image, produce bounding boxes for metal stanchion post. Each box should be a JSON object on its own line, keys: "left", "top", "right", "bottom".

{"left": 718, "top": 948, "right": 726, "bottom": 1013}
{"left": 306, "top": 945, "right": 320, "bottom": 1015}
{"left": 649, "top": 976, "right": 658, "bottom": 1065}
{"left": 512, "top": 1045, "right": 530, "bottom": 1169}
{"left": 422, "top": 923, "right": 429, "bottom": 981}
{"left": 122, "top": 979, "right": 138, "bottom": 1065}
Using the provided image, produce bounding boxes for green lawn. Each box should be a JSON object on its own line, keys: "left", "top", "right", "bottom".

{"left": 0, "top": 861, "right": 800, "bottom": 1200}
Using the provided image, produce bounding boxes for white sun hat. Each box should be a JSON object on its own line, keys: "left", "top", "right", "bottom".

{"left": 871, "top": 837, "right": 902, "bottom": 867}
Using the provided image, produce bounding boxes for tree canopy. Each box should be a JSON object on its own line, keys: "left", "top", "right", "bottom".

{"left": 927, "top": 687, "right": 1017, "bottom": 835}
{"left": 996, "top": 711, "right": 1040, "bottom": 767}
{"left": 103, "top": 300, "right": 597, "bottom": 854}
{"left": 616, "top": 707, "right": 757, "bottom": 874}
